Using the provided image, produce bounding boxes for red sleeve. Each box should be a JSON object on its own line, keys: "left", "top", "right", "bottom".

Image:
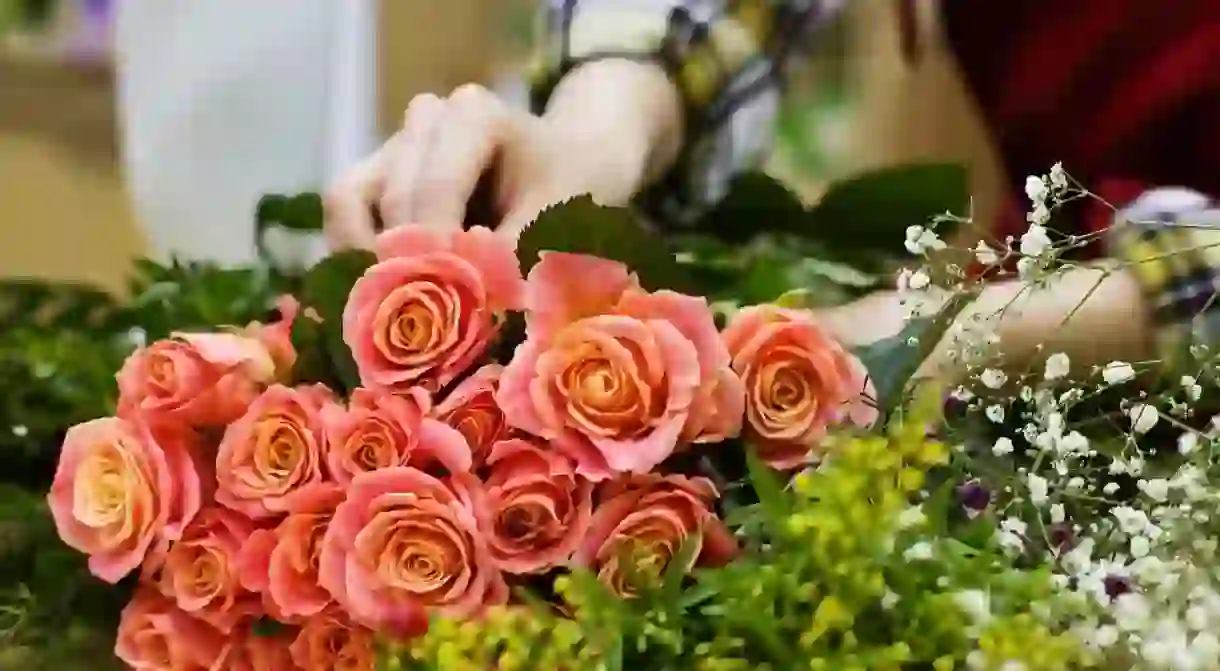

{"left": 940, "top": 1, "right": 1220, "bottom": 246}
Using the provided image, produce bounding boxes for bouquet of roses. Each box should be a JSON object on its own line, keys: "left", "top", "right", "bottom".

{"left": 44, "top": 201, "right": 883, "bottom": 669}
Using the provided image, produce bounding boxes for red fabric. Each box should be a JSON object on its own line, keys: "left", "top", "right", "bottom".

{"left": 930, "top": 1, "right": 1220, "bottom": 253}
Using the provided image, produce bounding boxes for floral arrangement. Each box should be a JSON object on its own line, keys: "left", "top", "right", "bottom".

{"left": 16, "top": 163, "right": 1220, "bottom": 670}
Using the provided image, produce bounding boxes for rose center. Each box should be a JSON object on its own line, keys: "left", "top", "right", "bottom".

{"left": 348, "top": 420, "right": 397, "bottom": 472}
{"left": 74, "top": 451, "right": 135, "bottom": 528}
{"left": 253, "top": 416, "right": 308, "bottom": 486}
{"left": 497, "top": 504, "right": 547, "bottom": 543}
{"left": 187, "top": 546, "right": 227, "bottom": 599}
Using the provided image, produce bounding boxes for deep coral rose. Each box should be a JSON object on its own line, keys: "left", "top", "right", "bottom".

{"left": 117, "top": 332, "right": 278, "bottom": 428}
{"left": 319, "top": 467, "right": 507, "bottom": 633}
{"left": 573, "top": 475, "right": 736, "bottom": 598}
{"left": 500, "top": 253, "right": 744, "bottom": 480}
{"left": 722, "top": 305, "right": 878, "bottom": 470}
{"left": 289, "top": 609, "right": 376, "bottom": 671}
{"left": 477, "top": 438, "right": 593, "bottom": 574}
{"left": 323, "top": 387, "right": 471, "bottom": 485}
{"left": 47, "top": 417, "right": 204, "bottom": 583}
{"left": 157, "top": 506, "right": 261, "bottom": 632}
{"left": 343, "top": 225, "right": 525, "bottom": 393}
{"left": 115, "top": 587, "right": 225, "bottom": 670}
{"left": 238, "top": 483, "right": 345, "bottom": 620}
{"left": 214, "top": 623, "right": 300, "bottom": 671}
{"left": 432, "top": 364, "right": 511, "bottom": 467}
{"left": 216, "top": 384, "right": 331, "bottom": 519}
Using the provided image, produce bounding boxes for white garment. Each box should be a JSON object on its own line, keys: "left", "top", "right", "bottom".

{"left": 115, "top": 0, "right": 377, "bottom": 266}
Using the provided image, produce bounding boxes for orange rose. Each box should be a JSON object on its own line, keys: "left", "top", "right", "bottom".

{"left": 323, "top": 387, "right": 471, "bottom": 485}
{"left": 238, "top": 483, "right": 345, "bottom": 620}
{"left": 319, "top": 468, "right": 507, "bottom": 634}
{"left": 477, "top": 438, "right": 593, "bottom": 573}
{"left": 216, "top": 384, "right": 331, "bottom": 518}
{"left": 573, "top": 475, "right": 736, "bottom": 598}
{"left": 115, "top": 586, "right": 225, "bottom": 670}
{"left": 214, "top": 622, "right": 299, "bottom": 671}
{"left": 157, "top": 506, "right": 262, "bottom": 632}
{"left": 433, "top": 364, "right": 512, "bottom": 468}
{"left": 117, "top": 332, "right": 278, "bottom": 428}
{"left": 722, "top": 305, "right": 878, "bottom": 470}
{"left": 47, "top": 417, "right": 205, "bottom": 583}
{"left": 289, "top": 609, "right": 376, "bottom": 671}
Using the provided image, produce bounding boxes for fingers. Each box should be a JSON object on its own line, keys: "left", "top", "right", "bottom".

{"left": 322, "top": 141, "right": 390, "bottom": 251}
{"left": 378, "top": 94, "right": 445, "bottom": 228}
{"left": 410, "top": 85, "right": 514, "bottom": 228}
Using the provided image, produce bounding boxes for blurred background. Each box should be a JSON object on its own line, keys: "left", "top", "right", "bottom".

{"left": 0, "top": 0, "right": 1005, "bottom": 293}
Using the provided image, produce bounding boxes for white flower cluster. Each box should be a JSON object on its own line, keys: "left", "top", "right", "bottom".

{"left": 965, "top": 348, "right": 1220, "bottom": 669}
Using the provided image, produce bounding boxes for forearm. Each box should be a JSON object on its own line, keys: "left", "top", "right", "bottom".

{"left": 544, "top": 59, "right": 684, "bottom": 194}
{"left": 951, "top": 266, "right": 1154, "bottom": 375}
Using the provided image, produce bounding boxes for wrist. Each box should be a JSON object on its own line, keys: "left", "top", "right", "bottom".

{"left": 543, "top": 59, "right": 684, "bottom": 199}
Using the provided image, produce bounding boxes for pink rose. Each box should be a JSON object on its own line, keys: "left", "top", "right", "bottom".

{"left": 476, "top": 438, "right": 593, "bottom": 574}
{"left": 574, "top": 475, "right": 737, "bottom": 598}
{"left": 216, "top": 384, "right": 331, "bottom": 519}
{"left": 498, "top": 253, "right": 743, "bottom": 480}
{"left": 117, "top": 332, "right": 278, "bottom": 428}
{"left": 432, "top": 364, "right": 512, "bottom": 467}
{"left": 722, "top": 305, "right": 878, "bottom": 470}
{"left": 157, "top": 506, "right": 262, "bottom": 632}
{"left": 289, "top": 609, "right": 376, "bottom": 671}
{"left": 115, "top": 587, "right": 225, "bottom": 670}
{"left": 47, "top": 417, "right": 204, "bottom": 583}
{"left": 238, "top": 483, "right": 345, "bottom": 620}
{"left": 323, "top": 387, "right": 471, "bottom": 485}
{"left": 343, "top": 225, "right": 525, "bottom": 393}
{"left": 213, "top": 623, "right": 300, "bottom": 671}
{"left": 319, "top": 467, "right": 507, "bottom": 634}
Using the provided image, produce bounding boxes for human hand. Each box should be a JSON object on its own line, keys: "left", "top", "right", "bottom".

{"left": 323, "top": 61, "right": 683, "bottom": 250}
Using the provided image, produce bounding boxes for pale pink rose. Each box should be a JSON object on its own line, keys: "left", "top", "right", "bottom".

{"left": 213, "top": 623, "right": 300, "bottom": 671}
{"left": 476, "top": 438, "right": 593, "bottom": 574}
{"left": 500, "top": 253, "right": 744, "bottom": 480}
{"left": 242, "top": 294, "right": 302, "bottom": 380}
{"left": 344, "top": 225, "right": 525, "bottom": 393}
{"left": 157, "top": 506, "right": 262, "bottom": 632}
{"left": 432, "top": 364, "right": 512, "bottom": 467}
{"left": 115, "top": 587, "right": 226, "bottom": 671}
{"left": 319, "top": 467, "right": 507, "bottom": 634}
{"left": 216, "top": 384, "right": 332, "bottom": 519}
{"left": 47, "top": 417, "right": 204, "bottom": 583}
{"left": 722, "top": 305, "right": 878, "bottom": 470}
{"left": 117, "top": 332, "right": 278, "bottom": 428}
{"left": 238, "top": 483, "right": 345, "bottom": 620}
{"left": 574, "top": 475, "right": 737, "bottom": 598}
{"left": 289, "top": 609, "right": 376, "bottom": 671}
{"left": 322, "top": 386, "right": 471, "bottom": 485}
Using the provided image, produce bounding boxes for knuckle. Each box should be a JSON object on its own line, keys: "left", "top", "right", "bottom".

{"left": 448, "top": 83, "right": 500, "bottom": 114}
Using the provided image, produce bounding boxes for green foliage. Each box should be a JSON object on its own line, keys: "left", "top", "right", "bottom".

{"left": 389, "top": 399, "right": 1088, "bottom": 670}
{"left": 255, "top": 192, "right": 325, "bottom": 263}
{"left": 290, "top": 249, "right": 377, "bottom": 392}
{"left": 516, "top": 195, "right": 698, "bottom": 294}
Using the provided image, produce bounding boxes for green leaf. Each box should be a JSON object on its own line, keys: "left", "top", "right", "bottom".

{"left": 297, "top": 249, "right": 376, "bottom": 392}
{"left": 807, "top": 163, "right": 969, "bottom": 255}
{"left": 255, "top": 192, "right": 324, "bottom": 262}
{"left": 692, "top": 172, "right": 810, "bottom": 243}
{"left": 516, "top": 196, "right": 696, "bottom": 293}
{"left": 744, "top": 448, "right": 789, "bottom": 527}
{"left": 853, "top": 291, "right": 976, "bottom": 417}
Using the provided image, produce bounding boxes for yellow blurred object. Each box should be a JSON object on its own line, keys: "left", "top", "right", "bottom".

{"left": 0, "top": 56, "right": 145, "bottom": 294}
